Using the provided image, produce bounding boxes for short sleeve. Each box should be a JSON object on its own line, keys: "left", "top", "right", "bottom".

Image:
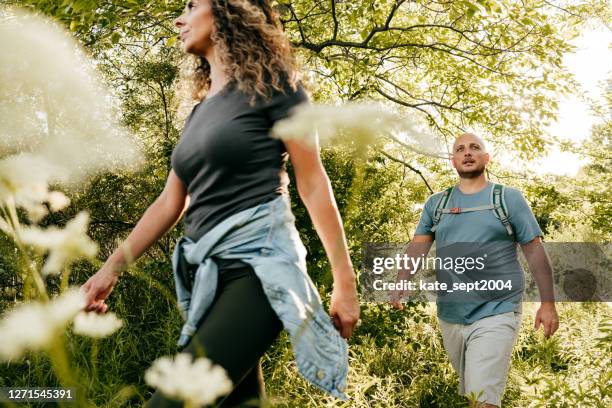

{"left": 183, "top": 102, "right": 201, "bottom": 127}
{"left": 415, "top": 195, "right": 438, "bottom": 236}
{"left": 505, "top": 188, "right": 543, "bottom": 244}
{"left": 170, "top": 103, "right": 201, "bottom": 183}
{"left": 266, "top": 81, "right": 309, "bottom": 123}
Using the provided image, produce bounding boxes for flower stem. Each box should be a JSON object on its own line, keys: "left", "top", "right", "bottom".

{"left": 1, "top": 198, "right": 49, "bottom": 301}
{"left": 91, "top": 340, "right": 98, "bottom": 380}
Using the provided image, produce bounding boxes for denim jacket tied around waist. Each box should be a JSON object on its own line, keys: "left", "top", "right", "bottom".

{"left": 171, "top": 195, "right": 348, "bottom": 399}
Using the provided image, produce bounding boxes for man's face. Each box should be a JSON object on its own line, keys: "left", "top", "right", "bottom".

{"left": 451, "top": 134, "right": 489, "bottom": 179}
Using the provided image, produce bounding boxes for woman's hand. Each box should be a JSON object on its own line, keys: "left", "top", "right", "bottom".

{"left": 284, "top": 138, "right": 361, "bottom": 337}
{"left": 329, "top": 275, "right": 360, "bottom": 339}
{"left": 80, "top": 265, "right": 120, "bottom": 313}
{"left": 78, "top": 169, "right": 188, "bottom": 314}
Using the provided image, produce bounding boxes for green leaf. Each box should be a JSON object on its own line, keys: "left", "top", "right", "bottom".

{"left": 111, "top": 32, "right": 121, "bottom": 44}
{"left": 165, "top": 36, "right": 177, "bottom": 47}
{"left": 360, "top": 26, "right": 371, "bottom": 39}
{"left": 521, "top": 17, "right": 534, "bottom": 26}
{"left": 463, "top": 0, "right": 483, "bottom": 17}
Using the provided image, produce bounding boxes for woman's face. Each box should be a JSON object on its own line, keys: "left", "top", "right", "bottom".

{"left": 175, "top": 0, "right": 215, "bottom": 56}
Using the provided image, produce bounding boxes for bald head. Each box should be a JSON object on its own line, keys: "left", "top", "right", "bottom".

{"left": 451, "top": 133, "right": 490, "bottom": 179}
{"left": 453, "top": 133, "right": 488, "bottom": 153}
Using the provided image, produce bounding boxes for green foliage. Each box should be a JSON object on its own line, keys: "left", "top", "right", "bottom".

{"left": 264, "top": 302, "right": 612, "bottom": 407}
{"left": 263, "top": 303, "right": 467, "bottom": 407}
{"left": 0, "top": 262, "right": 181, "bottom": 407}
{"left": 291, "top": 142, "right": 431, "bottom": 288}
{"left": 515, "top": 304, "right": 612, "bottom": 408}
{"left": 8, "top": 0, "right": 185, "bottom": 48}
{"left": 281, "top": 0, "right": 606, "bottom": 160}
{"left": 10, "top": 0, "right": 608, "bottom": 160}
{"left": 1, "top": 0, "right": 610, "bottom": 406}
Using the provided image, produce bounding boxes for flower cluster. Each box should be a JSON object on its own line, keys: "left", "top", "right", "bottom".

{"left": 0, "top": 289, "right": 84, "bottom": 361}
{"left": 271, "top": 102, "right": 444, "bottom": 157}
{"left": 145, "top": 353, "right": 233, "bottom": 407}
{"left": 73, "top": 311, "right": 123, "bottom": 338}
{"left": 0, "top": 7, "right": 143, "bottom": 223}
{"left": 18, "top": 212, "right": 98, "bottom": 275}
{"left": 0, "top": 7, "right": 137, "bottom": 369}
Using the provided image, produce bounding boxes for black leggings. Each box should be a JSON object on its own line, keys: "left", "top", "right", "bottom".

{"left": 146, "top": 264, "right": 283, "bottom": 407}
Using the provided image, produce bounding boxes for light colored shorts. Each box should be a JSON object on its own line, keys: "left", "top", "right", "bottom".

{"left": 438, "top": 312, "right": 522, "bottom": 407}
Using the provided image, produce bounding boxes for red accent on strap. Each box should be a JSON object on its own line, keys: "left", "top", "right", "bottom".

{"left": 450, "top": 207, "right": 461, "bottom": 214}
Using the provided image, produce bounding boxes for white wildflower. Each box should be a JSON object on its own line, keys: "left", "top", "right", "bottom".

{"left": 271, "top": 102, "right": 445, "bottom": 157}
{"left": 0, "top": 288, "right": 84, "bottom": 361}
{"left": 18, "top": 212, "right": 98, "bottom": 275}
{"left": 0, "top": 153, "right": 65, "bottom": 222}
{"left": 47, "top": 288, "right": 88, "bottom": 325}
{"left": 0, "top": 7, "right": 142, "bottom": 233}
{"left": 0, "top": 7, "right": 142, "bottom": 187}
{"left": 145, "top": 353, "right": 233, "bottom": 407}
{"left": 47, "top": 191, "right": 70, "bottom": 212}
{"left": 73, "top": 311, "right": 123, "bottom": 338}
{"left": 0, "top": 217, "right": 10, "bottom": 235}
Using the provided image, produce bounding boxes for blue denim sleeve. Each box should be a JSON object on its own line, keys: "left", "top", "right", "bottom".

{"left": 505, "top": 188, "right": 543, "bottom": 244}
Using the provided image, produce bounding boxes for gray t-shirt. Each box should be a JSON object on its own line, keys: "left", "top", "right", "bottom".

{"left": 171, "top": 81, "right": 309, "bottom": 244}
{"left": 415, "top": 182, "right": 543, "bottom": 324}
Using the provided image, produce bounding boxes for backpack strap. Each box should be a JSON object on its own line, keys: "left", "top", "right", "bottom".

{"left": 491, "top": 183, "right": 514, "bottom": 236}
{"left": 440, "top": 204, "right": 495, "bottom": 213}
{"left": 431, "top": 186, "right": 454, "bottom": 233}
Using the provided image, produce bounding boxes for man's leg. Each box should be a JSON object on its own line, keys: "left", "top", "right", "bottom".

{"left": 463, "top": 312, "right": 521, "bottom": 407}
{"left": 438, "top": 318, "right": 468, "bottom": 396}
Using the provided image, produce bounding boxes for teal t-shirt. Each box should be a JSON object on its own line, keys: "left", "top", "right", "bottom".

{"left": 415, "top": 182, "right": 543, "bottom": 324}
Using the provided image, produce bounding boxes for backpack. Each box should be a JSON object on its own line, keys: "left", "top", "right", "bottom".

{"left": 430, "top": 183, "right": 514, "bottom": 236}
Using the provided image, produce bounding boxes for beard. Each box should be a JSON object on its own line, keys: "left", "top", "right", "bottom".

{"left": 457, "top": 163, "right": 486, "bottom": 179}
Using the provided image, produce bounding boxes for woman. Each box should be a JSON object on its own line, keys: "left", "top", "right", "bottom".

{"left": 80, "top": 0, "right": 360, "bottom": 406}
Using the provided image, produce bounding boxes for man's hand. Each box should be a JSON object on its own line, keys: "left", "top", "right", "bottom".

{"left": 534, "top": 302, "right": 559, "bottom": 338}
{"left": 389, "top": 288, "right": 406, "bottom": 310}
{"left": 389, "top": 236, "right": 434, "bottom": 310}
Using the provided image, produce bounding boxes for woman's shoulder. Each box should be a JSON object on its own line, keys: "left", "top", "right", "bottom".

{"left": 263, "top": 76, "right": 309, "bottom": 122}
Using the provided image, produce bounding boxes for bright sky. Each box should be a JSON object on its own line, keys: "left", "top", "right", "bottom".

{"left": 524, "top": 27, "right": 611, "bottom": 176}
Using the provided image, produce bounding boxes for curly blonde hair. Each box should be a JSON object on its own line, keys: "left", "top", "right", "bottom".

{"left": 188, "top": 0, "right": 299, "bottom": 103}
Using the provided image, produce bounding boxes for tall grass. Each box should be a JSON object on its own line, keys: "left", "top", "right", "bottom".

{"left": 2, "top": 259, "right": 610, "bottom": 407}
{"left": 264, "top": 302, "right": 611, "bottom": 408}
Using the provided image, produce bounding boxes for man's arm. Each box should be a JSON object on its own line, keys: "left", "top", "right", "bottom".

{"left": 520, "top": 236, "right": 559, "bottom": 337}
{"left": 390, "top": 235, "right": 434, "bottom": 310}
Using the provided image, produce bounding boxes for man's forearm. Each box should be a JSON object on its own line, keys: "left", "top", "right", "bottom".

{"left": 396, "top": 241, "right": 433, "bottom": 281}
{"left": 521, "top": 238, "right": 555, "bottom": 303}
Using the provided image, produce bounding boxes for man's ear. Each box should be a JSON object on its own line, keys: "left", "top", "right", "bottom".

{"left": 483, "top": 152, "right": 490, "bottom": 165}
{"left": 450, "top": 154, "right": 457, "bottom": 169}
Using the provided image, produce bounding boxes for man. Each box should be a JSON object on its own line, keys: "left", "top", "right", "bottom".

{"left": 391, "top": 133, "right": 559, "bottom": 407}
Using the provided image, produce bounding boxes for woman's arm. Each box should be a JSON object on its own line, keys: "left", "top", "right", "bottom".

{"left": 81, "top": 169, "right": 189, "bottom": 312}
{"left": 284, "top": 138, "right": 360, "bottom": 338}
